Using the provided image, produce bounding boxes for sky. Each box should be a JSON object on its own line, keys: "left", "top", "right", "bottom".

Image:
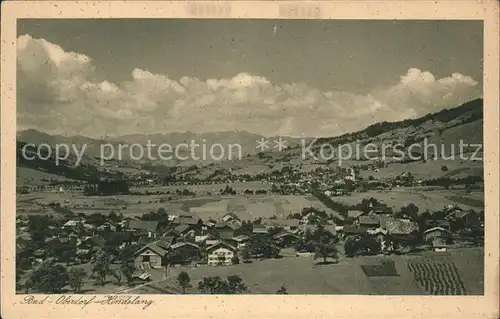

{"left": 17, "top": 19, "right": 483, "bottom": 138}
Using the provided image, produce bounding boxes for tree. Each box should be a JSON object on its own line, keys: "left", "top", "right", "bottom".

{"left": 60, "top": 248, "right": 77, "bottom": 265}
{"left": 91, "top": 250, "right": 114, "bottom": 285}
{"left": 406, "top": 230, "right": 420, "bottom": 251}
{"left": 358, "top": 237, "right": 381, "bottom": 255}
{"left": 29, "top": 260, "right": 69, "bottom": 293}
{"left": 313, "top": 237, "right": 339, "bottom": 264}
{"left": 198, "top": 276, "right": 225, "bottom": 294}
{"left": 276, "top": 286, "right": 288, "bottom": 294}
{"left": 344, "top": 236, "right": 359, "bottom": 258}
{"left": 118, "top": 244, "right": 142, "bottom": 262}
{"left": 27, "top": 215, "right": 51, "bottom": 243}
{"left": 24, "top": 278, "right": 33, "bottom": 294}
{"left": 226, "top": 275, "right": 248, "bottom": 294}
{"left": 198, "top": 276, "right": 248, "bottom": 294}
{"left": 108, "top": 210, "right": 120, "bottom": 223}
{"left": 86, "top": 213, "right": 107, "bottom": 226}
{"left": 399, "top": 203, "right": 419, "bottom": 221}
{"left": 111, "top": 269, "right": 122, "bottom": 285}
{"left": 68, "top": 267, "right": 86, "bottom": 293}
{"left": 120, "top": 260, "right": 137, "bottom": 285}
{"left": 241, "top": 247, "right": 251, "bottom": 263}
{"left": 177, "top": 271, "right": 191, "bottom": 294}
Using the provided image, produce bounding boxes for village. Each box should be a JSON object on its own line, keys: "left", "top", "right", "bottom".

{"left": 16, "top": 164, "right": 485, "bottom": 294}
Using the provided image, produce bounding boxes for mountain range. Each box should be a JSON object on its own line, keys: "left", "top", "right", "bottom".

{"left": 16, "top": 98, "right": 484, "bottom": 179}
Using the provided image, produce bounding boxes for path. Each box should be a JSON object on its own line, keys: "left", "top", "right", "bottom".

{"left": 115, "top": 276, "right": 169, "bottom": 294}
{"left": 115, "top": 266, "right": 171, "bottom": 294}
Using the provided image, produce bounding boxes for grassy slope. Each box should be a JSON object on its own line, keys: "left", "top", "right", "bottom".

{"left": 148, "top": 247, "right": 483, "bottom": 295}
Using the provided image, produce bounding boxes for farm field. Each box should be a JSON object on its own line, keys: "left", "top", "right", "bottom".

{"left": 16, "top": 246, "right": 483, "bottom": 295}
{"left": 357, "top": 158, "right": 483, "bottom": 180}
{"left": 330, "top": 187, "right": 484, "bottom": 212}
{"left": 16, "top": 190, "right": 340, "bottom": 221}
{"left": 138, "top": 247, "right": 483, "bottom": 295}
{"left": 16, "top": 167, "right": 79, "bottom": 187}
{"left": 129, "top": 181, "right": 272, "bottom": 195}
{"left": 17, "top": 185, "right": 484, "bottom": 219}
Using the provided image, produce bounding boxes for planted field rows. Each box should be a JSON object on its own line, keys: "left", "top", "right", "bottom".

{"left": 407, "top": 261, "right": 467, "bottom": 295}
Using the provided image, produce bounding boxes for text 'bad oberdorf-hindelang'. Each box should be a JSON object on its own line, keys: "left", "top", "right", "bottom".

{"left": 21, "top": 294, "right": 154, "bottom": 310}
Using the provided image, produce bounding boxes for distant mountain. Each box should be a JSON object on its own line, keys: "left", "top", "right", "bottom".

{"left": 16, "top": 98, "right": 483, "bottom": 181}
{"left": 16, "top": 128, "right": 304, "bottom": 163}
{"left": 315, "top": 98, "right": 483, "bottom": 146}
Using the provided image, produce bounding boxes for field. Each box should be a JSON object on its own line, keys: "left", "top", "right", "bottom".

{"left": 129, "top": 181, "right": 272, "bottom": 195}
{"left": 134, "top": 247, "right": 483, "bottom": 295}
{"left": 407, "top": 258, "right": 467, "bottom": 295}
{"left": 16, "top": 189, "right": 341, "bottom": 221}
{"left": 330, "top": 187, "right": 484, "bottom": 212}
{"left": 16, "top": 246, "right": 483, "bottom": 295}
{"left": 357, "top": 158, "right": 483, "bottom": 180}
{"left": 16, "top": 167, "right": 78, "bottom": 187}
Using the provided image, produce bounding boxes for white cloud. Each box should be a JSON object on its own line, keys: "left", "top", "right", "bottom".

{"left": 17, "top": 35, "right": 481, "bottom": 138}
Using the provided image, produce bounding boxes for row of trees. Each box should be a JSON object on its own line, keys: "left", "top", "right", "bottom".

{"left": 295, "top": 224, "right": 339, "bottom": 264}
{"left": 177, "top": 272, "right": 248, "bottom": 294}
{"left": 21, "top": 248, "right": 138, "bottom": 293}
{"left": 83, "top": 179, "right": 130, "bottom": 196}
{"left": 177, "top": 271, "right": 289, "bottom": 294}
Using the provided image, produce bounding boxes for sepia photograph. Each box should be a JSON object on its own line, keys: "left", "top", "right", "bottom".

{"left": 1, "top": 1, "right": 499, "bottom": 318}
{"left": 14, "top": 18, "right": 486, "bottom": 296}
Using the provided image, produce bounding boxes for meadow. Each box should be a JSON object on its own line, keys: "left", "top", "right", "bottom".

{"left": 329, "top": 187, "right": 484, "bottom": 212}
{"left": 138, "top": 247, "right": 483, "bottom": 295}
{"left": 16, "top": 189, "right": 339, "bottom": 221}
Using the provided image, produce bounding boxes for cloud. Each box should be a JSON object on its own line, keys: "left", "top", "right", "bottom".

{"left": 17, "top": 35, "right": 481, "bottom": 138}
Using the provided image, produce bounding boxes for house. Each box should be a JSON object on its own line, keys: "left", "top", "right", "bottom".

{"left": 215, "top": 222, "right": 239, "bottom": 240}
{"left": 252, "top": 224, "right": 269, "bottom": 235}
{"left": 127, "top": 220, "right": 161, "bottom": 238}
{"left": 357, "top": 215, "right": 380, "bottom": 228}
{"left": 231, "top": 234, "right": 250, "bottom": 249}
{"left": 171, "top": 213, "right": 203, "bottom": 227}
{"left": 221, "top": 212, "right": 241, "bottom": 223}
{"left": 133, "top": 241, "right": 168, "bottom": 268}
{"left": 301, "top": 212, "right": 320, "bottom": 224}
{"left": 385, "top": 219, "right": 418, "bottom": 237}
{"left": 425, "top": 219, "right": 451, "bottom": 231}
{"left": 372, "top": 205, "right": 393, "bottom": 215}
{"left": 331, "top": 213, "right": 346, "bottom": 225}
{"left": 446, "top": 209, "right": 470, "bottom": 221}
{"left": 204, "top": 219, "right": 217, "bottom": 228}
{"left": 347, "top": 210, "right": 365, "bottom": 220}
{"left": 45, "top": 237, "right": 63, "bottom": 252}
{"left": 206, "top": 241, "right": 238, "bottom": 266}
{"left": 423, "top": 227, "right": 450, "bottom": 246}
{"left": 99, "top": 231, "right": 132, "bottom": 250}
{"left": 343, "top": 225, "right": 369, "bottom": 238}
{"left": 33, "top": 249, "right": 46, "bottom": 263}
{"left": 156, "top": 236, "right": 175, "bottom": 250}
{"left": 430, "top": 237, "right": 448, "bottom": 252}
{"left": 118, "top": 217, "right": 136, "bottom": 229}
{"left": 78, "top": 234, "right": 106, "bottom": 250}
{"left": 261, "top": 218, "right": 300, "bottom": 231}
{"left": 167, "top": 242, "right": 201, "bottom": 265}
{"left": 366, "top": 228, "right": 390, "bottom": 251}
{"left": 273, "top": 232, "right": 300, "bottom": 248}
{"left": 62, "top": 219, "right": 84, "bottom": 230}
{"left": 96, "top": 221, "right": 117, "bottom": 232}
{"left": 195, "top": 234, "right": 215, "bottom": 245}
{"left": 297, "top": 224, "right": 337, "bottom": 238}
{"left": 172, "top": 224, "right": 193, "bottom": 236}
